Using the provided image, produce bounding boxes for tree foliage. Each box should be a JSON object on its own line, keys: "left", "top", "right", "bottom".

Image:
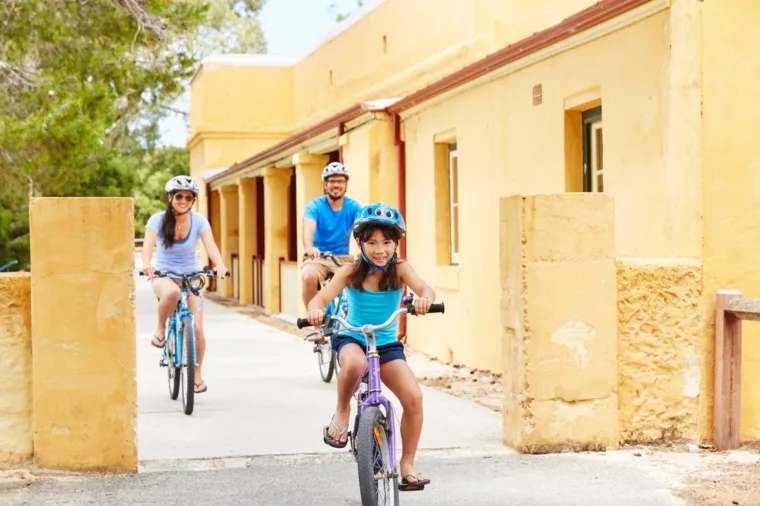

{"left": 330, "top": 0, "right": 365, "bottom": 22}
{"left": 0, "top": 0, "right": 266, "bottom": 268}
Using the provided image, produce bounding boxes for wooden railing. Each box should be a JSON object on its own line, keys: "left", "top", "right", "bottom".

{"left": 714, "top": 290, "right": 760, "bottom": 450}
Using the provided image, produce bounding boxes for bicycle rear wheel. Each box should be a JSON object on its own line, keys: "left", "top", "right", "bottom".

{"left": 357, "top": 406, "right": 399, "bottom": 506}
{"left": 180, "top": 316, "right": 196, "bottom": 415}
{"left": 167, "top": 326, "right": 180, "bottom": 400}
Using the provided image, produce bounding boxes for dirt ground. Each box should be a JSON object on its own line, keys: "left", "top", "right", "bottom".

{"left": 207, "top": 294, "right": 760, "bottom": 505}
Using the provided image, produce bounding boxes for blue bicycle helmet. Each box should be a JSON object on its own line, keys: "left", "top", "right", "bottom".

{"left": 352, "top": 202, "right": 406, "bottom": 238}
{"left": 352, "top": 203, "right": 406, "bottom": 274}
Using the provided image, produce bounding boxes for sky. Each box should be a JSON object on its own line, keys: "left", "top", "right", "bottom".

{"left": 158, "top": 0, "right": 383, "bottom": 147}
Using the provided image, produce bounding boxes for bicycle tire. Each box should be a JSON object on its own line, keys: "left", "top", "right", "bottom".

{"left": 357, "top": 406, "right": 399, "bottom": 506}
{"left": 167, "top": 326, "right": 180, "bottom": 400}
{"left": 180, "top": 316, "right": 195, "bottom": 415}
{"left": 318, "top": 345, "right": 335, "bottom": 382}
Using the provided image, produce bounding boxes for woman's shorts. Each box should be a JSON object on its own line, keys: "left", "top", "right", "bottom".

{"left": 332, "top": 334, "right": 406, "bottom": 365}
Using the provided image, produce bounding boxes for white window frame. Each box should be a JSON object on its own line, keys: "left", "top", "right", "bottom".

{"left": 448, "top": 145, "right": 459, "bottom": 265}
{"left": 590, "top": 121, "right": 603, "bottom": 192}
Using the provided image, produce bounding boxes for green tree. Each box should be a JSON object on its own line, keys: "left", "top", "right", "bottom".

{"left": 330, "top": 0, "right": 365, "bottom": 22}
{"left": 133, "top": 147, "right": 190, "bottom": 238}
{"left": 0, "top": 0, "right": 266, "bottom": 268}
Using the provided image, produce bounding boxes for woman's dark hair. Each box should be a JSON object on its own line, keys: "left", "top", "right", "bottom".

{"left": 161, "top": 195, "right": 178, "bottom": 248}
{"left": 351, "top": 223, "right": 403, "bottom": 292}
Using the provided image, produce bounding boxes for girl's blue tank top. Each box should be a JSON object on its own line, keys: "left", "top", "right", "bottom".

{"left": 341, "top": 285, "right": 404, "bottom": 347}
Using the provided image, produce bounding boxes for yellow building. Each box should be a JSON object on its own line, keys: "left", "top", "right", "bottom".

{"left": 189, "top": 0, "right": 760, "bottom": 449}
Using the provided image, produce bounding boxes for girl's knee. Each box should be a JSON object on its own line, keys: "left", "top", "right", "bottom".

{"left": 403, "top": 386, "right": 423, "bottom": 413}
{"left": 340, "top": 355, "right": 366, "bottom": 376}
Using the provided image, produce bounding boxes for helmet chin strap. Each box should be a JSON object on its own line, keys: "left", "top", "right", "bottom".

{"left": 359, "top": 241, "right": 397, "bottom": 275}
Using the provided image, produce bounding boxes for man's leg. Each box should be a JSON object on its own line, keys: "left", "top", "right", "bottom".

{"left": 301, "top": 259, "right": 328, "bottom": 308}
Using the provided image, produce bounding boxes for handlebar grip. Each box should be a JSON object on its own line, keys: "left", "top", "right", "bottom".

{"left": 297, "top": 318, "right": 313, "bottom": 329}
{"left": 429, "top": 303, "right": 445, "bottom": 314}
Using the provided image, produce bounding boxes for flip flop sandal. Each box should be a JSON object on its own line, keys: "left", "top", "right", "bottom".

{"left": 323, "top": 416, "right": 349, "bottom": 449}
{"left": 194, "top": 382, "right": 208, "bottom": 394}
{"left": 151, "top": 334, "right": 166, "bottom": 348}
{"left": 399, "top": 473, "right": 430, "bottom": 491}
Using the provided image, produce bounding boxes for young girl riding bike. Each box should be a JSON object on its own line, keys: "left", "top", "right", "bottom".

{"left": 307, "top": 202, "right": 435, "bottom": 489}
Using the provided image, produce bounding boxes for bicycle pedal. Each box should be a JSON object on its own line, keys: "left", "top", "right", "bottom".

{"left": 398, "top": 484, "right": 425, "bottom": 492}
{"left": 159, "top": 360, "right": 168, "bottom": 367}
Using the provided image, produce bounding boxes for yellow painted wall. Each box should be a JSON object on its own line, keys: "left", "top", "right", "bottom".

{"left": 702, "top": 0, "right": 760, "bottom": 440}
{"left": 0, "top": 274, "right": 32, "bottom": 467}
{"left": 190, "top": 62, "right": 294, "bottom": 137}
{"left": 404, "top": 11, "right": 677, "bottom": 373}
{"left": 30, "top": 198, "right": 137, "bottom": 472}
{"left": 291, "top": 0, "right": 600, "bottom": 130}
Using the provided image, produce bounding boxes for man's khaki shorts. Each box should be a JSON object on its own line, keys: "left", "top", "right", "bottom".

{"left": 301, "top": 254, "right": 354, "bottom": 286}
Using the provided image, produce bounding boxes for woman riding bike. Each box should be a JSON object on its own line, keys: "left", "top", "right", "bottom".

{"left": 141, "top": 175, "right": 227, "bottom": 395}
{"left": 307, "top": 202, "right": 436, "bottom": 489}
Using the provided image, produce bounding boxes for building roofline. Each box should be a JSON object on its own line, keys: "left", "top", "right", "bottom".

{"left": 205, "top": 100, "right": 396, "bottom": 184}
{"left": 387, "top": 0, "right": 654, "bottom": 114}
{"left": 205, "top": 0, "right": 657, "bottom": 186}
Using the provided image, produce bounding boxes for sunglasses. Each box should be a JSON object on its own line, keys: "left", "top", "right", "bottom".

{"left": 173, "top": 194, "right": 195, "bottom": 202}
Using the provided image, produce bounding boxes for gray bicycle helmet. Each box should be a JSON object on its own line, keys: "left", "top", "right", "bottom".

{"left": 321, "top": 162, "right": 350, "bottom": 181}
{"left": 165, "top": 175, "right": 199, "bottom": 195}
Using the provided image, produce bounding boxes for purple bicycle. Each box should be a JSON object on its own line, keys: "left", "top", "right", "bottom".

{"left": 298, "top": 295, "right": 444, "bottom": 505}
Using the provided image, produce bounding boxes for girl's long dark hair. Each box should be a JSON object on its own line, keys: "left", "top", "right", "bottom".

{"left": 161, "top": 200, "right": 177, "bottom": 248}
{"left": 351, "top": 224, "right": 403, "bottom": 292}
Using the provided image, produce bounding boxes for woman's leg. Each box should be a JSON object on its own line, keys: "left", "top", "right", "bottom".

{"left": 327, "top": 342, "right": 366, "bottom": 444}
{"left": 187, "top": 292, "right": 207, "bottom": 392}
{"left": 381, "top": 359, "right": 427, "bottom": 483}
{"left": 152, "top": 278, "right": 181, "bottom": 345}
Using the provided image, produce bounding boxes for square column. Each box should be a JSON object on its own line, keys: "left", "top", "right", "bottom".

{"left": 237, "top": 177, "right": 257, "bottom": 305}
{"left": 219, "top": 184, "right": 239, "bottom": 298}
{"left": 263, "top": 169, "right": 291, "bottom": 314}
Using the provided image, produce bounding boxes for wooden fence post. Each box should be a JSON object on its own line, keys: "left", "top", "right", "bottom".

{"left": 715, "top": 290, "right": 742, "bottom": 451}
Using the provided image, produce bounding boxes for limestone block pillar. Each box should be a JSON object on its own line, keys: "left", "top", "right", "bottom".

{"left": 219, "top": 184, "right": 239, "bottom": 298}
{"left": 263, "top": 168, "right": 291, "bottom": 314}
{"left": 237, "top": 177, "right": 257, "bottom": 305}
{"left": 30, "top": 197, "right": 136, "bottom": 472}
{"left": 0, "top": 273, "right": 32, "bottom": 466}
{"left": 500, "top": 194, "right": 618, "bottom": 453}
{"left": 294, "top": 152, "right": 328, "bottom": 315}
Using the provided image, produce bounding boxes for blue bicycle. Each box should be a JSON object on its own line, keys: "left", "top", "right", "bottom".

{"left": 0, "top": 260, "right": 18, "bottom": 272}
{"left": 141, "top": 268, "right": 228, "bottom": 415}
{"left": 305, "top": 252, "right": 349, "bottom": 383}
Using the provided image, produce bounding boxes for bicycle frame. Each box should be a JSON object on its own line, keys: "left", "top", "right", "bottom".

{"left": 163, "top": 284, "right": 195, "bottom": 368}
{"left": 354, "top": 325, "right": 398, "bottom": 474}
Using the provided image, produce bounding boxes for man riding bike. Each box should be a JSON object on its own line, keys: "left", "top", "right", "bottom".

{"left": 301, "top": 161, "right": 363, "bottom": 308}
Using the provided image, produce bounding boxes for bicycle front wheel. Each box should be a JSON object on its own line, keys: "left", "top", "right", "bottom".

{"left": 180, "top": 316, "right": 196, "bottom": 415}
{"left": 318, "top": 344, "right": 335, "bottom": 383}
{"left": 167, "top": 326, "right": 180, "bottom": 400}
{"left": 356, "top": 406, "right": 399, "bottom": 506}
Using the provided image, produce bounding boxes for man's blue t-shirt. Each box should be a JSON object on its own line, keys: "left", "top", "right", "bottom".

{"left": 304, "top": 196, "right": 362, "bottom": 255}
{"left": 146, "top": 210, "right": 211, "bottom": 277}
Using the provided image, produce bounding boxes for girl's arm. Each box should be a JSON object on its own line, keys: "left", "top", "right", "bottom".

{"left": 398, "top": 261, "right": 436, "bottom": 316}
{"left": 307, "top": 264, "right": 353, "bottom": 327}
{"left": 199, "top": 230, "right": 227, "bottom": 277}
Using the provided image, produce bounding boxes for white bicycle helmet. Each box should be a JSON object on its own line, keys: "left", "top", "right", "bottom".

{"left": 165, "top": 175, "right": 199, "bottom": 195}
{"left": 321, "top": 162, "right": 350, "bottom": 181}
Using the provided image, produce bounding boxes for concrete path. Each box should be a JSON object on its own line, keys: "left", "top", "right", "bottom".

{"left": 135, "top": 270, "right": 502, "bottom": 461}
{"left": 2, "top": 451, "right": 683, "bottom": 505}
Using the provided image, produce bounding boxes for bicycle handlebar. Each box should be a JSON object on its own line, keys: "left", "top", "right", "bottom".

{"left": 297, "top": 302, "right": 444, "bottom": 330}
{"left": 139, "top": 269, "right": 230, "bottom": 278}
